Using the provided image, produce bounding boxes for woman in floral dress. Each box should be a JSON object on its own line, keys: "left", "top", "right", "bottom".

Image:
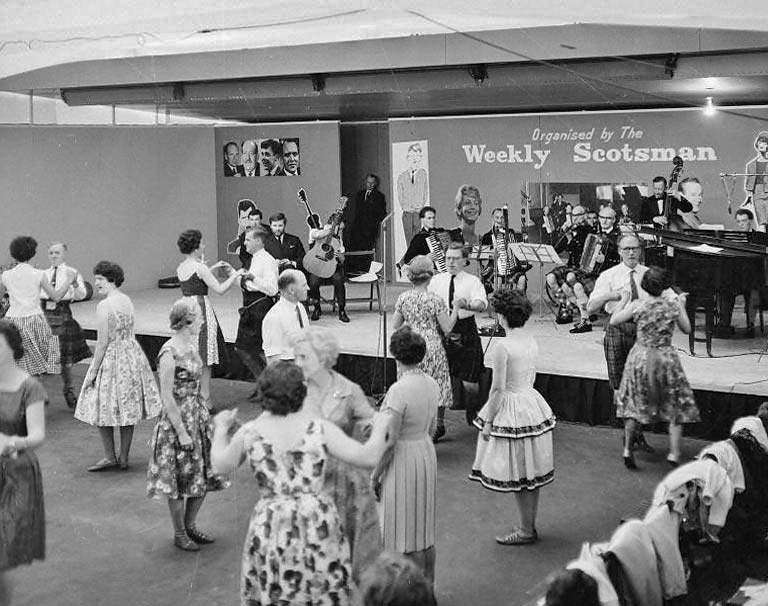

{"left": 393, "top": 255, "right": 458, "bottom": 439}
{"left": 211, "top": 362, "right": 390, "bottom": 606}
{"left": 147, "top": 299, "right": 227, "bottom": 551}
{"left": 292, "top": 327, "right": 381, "bottom": 582}
{"left": 75, "top": 261, "right": 162, "bottom": 471}
{"left": 612, "top": 266, "right": 699, "bottom": 469}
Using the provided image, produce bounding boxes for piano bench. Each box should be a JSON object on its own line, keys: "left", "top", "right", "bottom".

{"left": 686, "top": 293, "right": 716, "bottom": 357}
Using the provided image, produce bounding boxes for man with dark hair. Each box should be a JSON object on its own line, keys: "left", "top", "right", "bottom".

{"left": 428, "top": 242, "right": 488, "bottom": 438}
{"left": 260, "top": 139, "right": 285, "bottom": 176}
{"left": 228, "top": 199, "right": 262, "bottom": 269}
{"left": 396, "top": 143, "right": 429, "bottom": 245}
{"left": 223, "top": 141, "right": 245, "bottom": 177}
{"left": 639, "top": 175, "right": 693, "bottom": 228}
{"left": 281, "top": 138, "right": 300, "bottom": 176}
{"left": 264, "top": 212, "right": 306, "bottom": 273}
{"left": 400, "top": 206, "right": 446, "bottom": 267}
{"left": 235, "top": 228, "right": 279, "bottom": 384}
{"left": 344, "top": 173, "right": 388, "bottom": 273}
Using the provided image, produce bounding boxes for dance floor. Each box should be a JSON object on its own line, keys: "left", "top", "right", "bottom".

{"left": 71, "top": 280, "right": 768, "bottom": 398}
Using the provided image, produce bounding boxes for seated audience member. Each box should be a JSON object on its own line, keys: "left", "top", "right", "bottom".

{"left": 359, "top": 552, "right": 437, "bottom": 606}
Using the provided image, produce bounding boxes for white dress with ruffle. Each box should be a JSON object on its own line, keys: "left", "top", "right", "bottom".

{"left": 470, "top": 334, "right": 556, "bottom": 492}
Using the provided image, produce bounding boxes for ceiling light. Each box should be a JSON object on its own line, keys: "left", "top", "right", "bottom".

{"left": 704, "top": 96, "right": 716, "bottom": 116}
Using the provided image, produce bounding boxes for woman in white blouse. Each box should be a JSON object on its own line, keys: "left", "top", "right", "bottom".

{"left": 0, "top": 236, "right": 76, "bottom": 376}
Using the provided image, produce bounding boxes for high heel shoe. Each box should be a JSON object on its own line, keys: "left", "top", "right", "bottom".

{"left": 186, "top": 526, "right": 215, "bottom": 544}
{"left": 666, "top": 454, "right": 680, "bottom": 468}
{"left": 623, "top": 451, "right": 637, "bottom": 470}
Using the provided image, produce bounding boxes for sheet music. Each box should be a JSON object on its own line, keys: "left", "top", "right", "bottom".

{"left": 690, "top": 243, "right": 723, "bottom": 253}
{"left": 511, "top": 243, "right": 561, "bottom": 264}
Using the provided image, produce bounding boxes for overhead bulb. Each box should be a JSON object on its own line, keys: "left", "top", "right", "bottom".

{"left": 704, "top": 96, "right": 716, "bottom": 116}
{"left": 703, "top": 77, "right": 716, "bottom": 90}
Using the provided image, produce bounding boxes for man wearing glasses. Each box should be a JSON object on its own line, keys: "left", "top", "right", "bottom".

{"left": 587, "top": 234, "right": 655, "bottom": 454}
{"left": 545, "top": 205, "right": 596, "bottom": 329}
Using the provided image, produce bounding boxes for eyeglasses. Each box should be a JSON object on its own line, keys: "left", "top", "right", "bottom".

{"left": 598, "top": 215, "right": 614, "bottom": 220}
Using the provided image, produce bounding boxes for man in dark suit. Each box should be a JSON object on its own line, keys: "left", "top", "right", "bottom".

{"left": 260, "top": 139, "right": 286, "bottom": 176}
{"left": 640, "top": 176, "right": 692, "bottom": 227}
{"left": 344, "top": 174, "right": 387, "bottom": 273}
{"left": 223, "top": 141, "right": 245, "bottom": 176}
{"left": 264, "top": 213, "right": 306, "bottom": 273}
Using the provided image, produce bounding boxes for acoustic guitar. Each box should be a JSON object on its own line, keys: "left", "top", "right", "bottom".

{"left": 299, "top": 190, "right": 348, "bottom": 279}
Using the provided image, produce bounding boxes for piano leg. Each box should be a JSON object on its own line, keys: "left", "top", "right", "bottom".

{"left": 686, "top": 294, "right": 716, "bottom": 357}
{"left": 706, "top": 308, "right": 714, "bottom": 357}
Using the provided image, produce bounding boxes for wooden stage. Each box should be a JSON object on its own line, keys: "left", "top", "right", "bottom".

{"left": 71, "top": 280, "right": 768, "bottom": 400}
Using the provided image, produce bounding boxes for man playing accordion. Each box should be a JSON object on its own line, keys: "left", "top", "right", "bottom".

{"left": 546, "top": 205, "right": 622, "bottom": 333}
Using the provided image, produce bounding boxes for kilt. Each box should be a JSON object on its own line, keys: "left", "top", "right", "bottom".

{"left": 446, "top": 315, "right": 484, "bottom": 383}
{"left": 549, "top": 265, "right": 596, "bottom": 295}
{"left": 603, "top": 322, "right": 637, "bottom": 390}
{"left": 43, "top": 301, "right": 90, "bottom": 365}
{"left": 234, "top": 294, "right": 274, "bottom": 352}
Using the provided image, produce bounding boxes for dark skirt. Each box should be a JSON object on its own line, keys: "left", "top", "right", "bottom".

{"left": 603, "top": 322, "right": 637, "bottom": 391}
{"left": 549, "top": 265, "right": 596, "bottom": 294}
{"left": 43, "top": 301, "right": 90, "bottom": 365}
{"left": 446, "top": 316, "right": 484, "bottom": 383}
{"left": 0, "top": 451, "right": 45, "bottom": 570}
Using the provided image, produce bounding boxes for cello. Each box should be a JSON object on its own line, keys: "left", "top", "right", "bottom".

{"left": 663, "top": 156, "right": 686, "bottom": 232}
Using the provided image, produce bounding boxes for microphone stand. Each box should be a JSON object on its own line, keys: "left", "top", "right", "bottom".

{"left": 379, "top": 213, "right": 394, "bottom": 393}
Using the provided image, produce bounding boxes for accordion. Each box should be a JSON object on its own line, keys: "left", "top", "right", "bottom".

{"left": 426, "top": 230, "right": 452, "bottom": 273}
{"left": 579, "top": 233, "right": 607, "bottom": 274}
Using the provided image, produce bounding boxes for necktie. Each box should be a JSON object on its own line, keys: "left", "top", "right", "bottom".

{"left": 365, "top": 190, "right": 370, "bottom": 200}
{"left": 629, "top": 270, "right": 639, "bottom": 301}
{"left": 296, "top": 305, "right": 304, "bottom": 328}
{"left": 51, "top": 266, "right": 58, "bottom": 288}
{"left": 411, "top": 170, "right": 415, "bottom": 184}
{"left": 448, "top": 275, "right": 456, "bottom": 310}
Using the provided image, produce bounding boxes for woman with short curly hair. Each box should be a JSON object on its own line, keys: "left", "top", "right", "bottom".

{"left": 292, "top": 327, "right": 381, "bottom": 581}
{"left": 392, "top": 255, "right": 458, "bottom": 441}
{"left": 470, "top": 287, "right": 556, "bottom": 546}
{"left": 0, "top": 236, "right": 78, "bottom": 376}
{"left": 210, "top": 361, "right": 390, "bottom": 605}
{"left": 146, "top": 299, "right": 228, "bottom": 551}
{"left": 75, "top": 261, "right": 162, "bottom": 471}
{"left": 176, "top": 229, "right": 242, "bottom": 409}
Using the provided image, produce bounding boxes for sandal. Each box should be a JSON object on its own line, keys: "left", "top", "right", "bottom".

{"left": 495, "top": 529, "right": 538, "bottom": 545}
{"left": 87, "top": 458, "right": 119, "bottom": 472}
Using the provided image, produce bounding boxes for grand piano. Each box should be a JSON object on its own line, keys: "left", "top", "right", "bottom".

{"left": 639, "top": 227, "right": 768, "bottom": 356}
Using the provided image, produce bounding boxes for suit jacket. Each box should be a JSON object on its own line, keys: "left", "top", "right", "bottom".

{"left": 224, "top": 164, "right": 245, "bottom": 177}
{"left": 265, "top": 165, "right": 286, "bottom": 176}
{"left": 639, "top": 195, "right": 692, "bottom": 225}
{"left": 344, "top": 188, "right": 387, "bottom": 250}
{"left": 396, "top": 168, "right": 429, "bottom": 212}
{"left": 264, "top": 233, "right": 306, "bottom": 271}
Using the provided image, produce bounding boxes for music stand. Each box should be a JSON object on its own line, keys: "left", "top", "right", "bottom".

{"left": 511, "top": 243, "right": 561, "bottom": 316}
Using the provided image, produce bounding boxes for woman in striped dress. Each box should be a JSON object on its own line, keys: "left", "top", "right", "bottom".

{"left": 0, "top": 236, "right": 77, "bottom": 377}
{"left": 176, "top": 230, "right": 243, "bottom": 409}
{"left": 371, "top": 326, "right": 439, "bottom": 588}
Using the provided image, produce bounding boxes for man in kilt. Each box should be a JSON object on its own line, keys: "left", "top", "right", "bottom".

{"left": 428, "top": 242, "right": 488, "bottom": 440}
{"left": 587, "top": 233, "right": 654, "bottom": 453}
{"left": 41, "top": 242, "right": 91, "bottom": 408}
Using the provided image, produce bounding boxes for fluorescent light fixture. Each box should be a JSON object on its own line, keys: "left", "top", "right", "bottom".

{"left": 704, "top": 96, "right": 716, "bottom": 116}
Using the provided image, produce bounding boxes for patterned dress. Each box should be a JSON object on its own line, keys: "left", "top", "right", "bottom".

{"left": 239, "top": 420, "right": 352, "bottom": 606}
{"left": 615, "top": 295, "right": 700, "bottom": 425}
{"left": 146, "top": 343, "right": 228, "bottom": 499}
{"left": 313, "top": 372, "right": 381, "bottom": 582}
{"left": 395, "top": 289, "right": 452, "bottom": 408}
{"left": 470, "top": 335, "right": 556, "bottom": 492}
{"left": 0, "top": 377, "right": 47, "bottom": 571}
{"left": 179, "top": 268, "right": 228, "bottom": 368}
{"left": 75, "top": 301, "right": 162, "bottom": 426}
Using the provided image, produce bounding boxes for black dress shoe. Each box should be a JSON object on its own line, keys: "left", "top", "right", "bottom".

{"left": 569, "top": 320, "right": 592, "bottom": 334}
{"left": 633, "top": 433, "right": 655, "bottom": 454}
{"left": 311, "top": 306, "right": 322, "bottom": 321}
{"left": 338, "top": 309, "right": 350, "bottom": 323}
{"left": 623, "top": 452, "right": 637, "bottom": 470}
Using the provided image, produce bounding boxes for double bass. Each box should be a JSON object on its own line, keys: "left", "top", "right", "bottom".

{"left": 663, "top": 156, "right": 687, "bottom": 232}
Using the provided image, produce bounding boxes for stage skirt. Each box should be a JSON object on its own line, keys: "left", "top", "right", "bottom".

{"left": 378, "top": 436, "right": 437, "bottom": 554}
{"left": 6, "top": 313, "right": 60, "bottom": 376}
{"left": 470, "top": 386, "right": 555, "bottom": 492}
{"left": 43, "top": 301, "right": 90, "bottom": 365}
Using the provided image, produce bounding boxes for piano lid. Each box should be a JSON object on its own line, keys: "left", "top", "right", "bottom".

{"left": 638, "top": 227, "right": 768, "bottom": 257}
